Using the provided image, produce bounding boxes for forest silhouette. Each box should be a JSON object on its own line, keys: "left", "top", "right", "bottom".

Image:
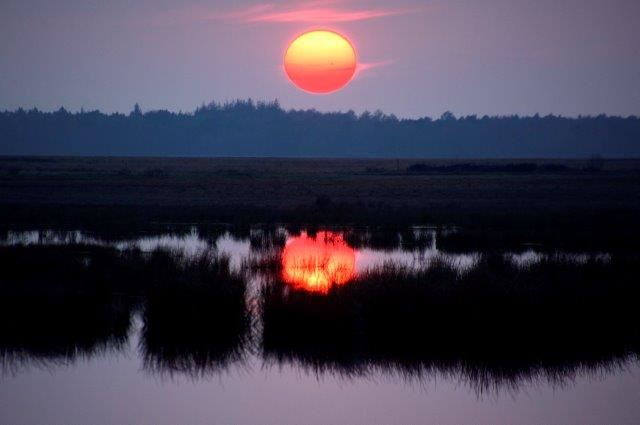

{"left": 1, "top": 100, "right": 639, "bottom": 157}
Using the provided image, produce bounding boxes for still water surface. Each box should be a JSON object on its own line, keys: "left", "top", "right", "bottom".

{"left": 0, "top": 226, "right": 638, "bottom": 425}
{"left": 2, "top": 318, "right": 639, "bottom": 425}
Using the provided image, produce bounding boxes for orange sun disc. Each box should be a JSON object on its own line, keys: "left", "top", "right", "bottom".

{"left": 284, "top": 30, "right": 357, "bottom": 94}
{"left": 281, "top": 231, "right": 356, "bottom": 293}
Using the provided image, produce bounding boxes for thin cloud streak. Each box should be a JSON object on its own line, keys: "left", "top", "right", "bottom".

{"left": 244, "top": 8, "right": 406, "bottom": 23}
{"left": 150, "top": 1, "right": 411, "bottom": 26}
{"left": 357, "top": 60, "right": 395, "bottom": 73}
{"left": 211, "top": 2, "right": 409, "bottom": 24}
{"left": 353, "top": 60, "right": 395, "bottom": 81}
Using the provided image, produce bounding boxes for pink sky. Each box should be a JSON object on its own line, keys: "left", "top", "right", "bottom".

{"left": 1, "top": 0, "right": 639, "bottom": 118}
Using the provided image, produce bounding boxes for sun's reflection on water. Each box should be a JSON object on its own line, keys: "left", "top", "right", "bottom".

{"left": 281, "top": 231, "right": 356, "bottom": 293}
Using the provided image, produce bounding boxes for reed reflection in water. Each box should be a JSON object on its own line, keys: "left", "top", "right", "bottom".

{"left": 1, "top": 226, "right": 638, "bottom": 395}
{"left": 2, "top": 227, "right": 614, "bottom": 277}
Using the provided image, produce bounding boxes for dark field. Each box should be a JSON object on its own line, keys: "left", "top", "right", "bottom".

{"left": 1, "top": 156, "right": 639, "bottom": 229}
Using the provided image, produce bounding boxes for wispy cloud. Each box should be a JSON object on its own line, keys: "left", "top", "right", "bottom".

{"left": 244, "top": 8, "right": 405, "bottom": 24}
{"left": 358, "top": 60, "right": 395, "bottom": 72}
{"left": 150, "top": 1, "right": 411, "bottom": 26}
{"left": 354, "top": 60, "right": 395, "bottom": 77}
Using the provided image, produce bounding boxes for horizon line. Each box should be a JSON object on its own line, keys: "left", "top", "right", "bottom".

{"left": 2, "top": 100, "right": 638, "bottom": 121}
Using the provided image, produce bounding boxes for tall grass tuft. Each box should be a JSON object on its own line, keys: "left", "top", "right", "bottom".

{"left": 140, "top": 250, "right": 252, "bottom": 378}
{"left": 0, "top": 245, "right": 136, "bottom": 369}
{"left": 260, "top": 254, "right": 640, "bottom": 392}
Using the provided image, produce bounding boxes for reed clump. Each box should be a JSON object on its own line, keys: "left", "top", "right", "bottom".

{"left": 140, "top": 250, "right": 251, "bottom": 378}
{"left": 260, "top": 254, "right": 640, "bottom": 391}
{"left": 0, "top": 245, "right": 136, "bottom": 365}
{"left": 0, "top": 245, "right": 252, "bottom": 374}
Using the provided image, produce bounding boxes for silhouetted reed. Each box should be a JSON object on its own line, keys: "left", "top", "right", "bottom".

{"left": 3, "top": 240, "right": 638, "bottom": 390}
{"left": 341, "top": 227, "right": 436, "bottom": 252}
{"left": 399, "top": 228, "right": 436, "bottom": 251}
{"left": 242, "top": 249, "right": 282, "bottom": 274}
{"left": 140, "top": 250, "right": 252, "bottom": 378}
{"left": 437, "top": 223, "right": 640, "bottom": 253}
{"left": 260, "top": 254, "right": 640, "bottom": 392}
{"left": 0, "top": 245, "right": 136, "bottom": 369}
{"left": 0, "top": 245, "right": 253, "bottom": 374}
{"left": 249, "top": 228, "right": 287, "bottom": 252}
{"left": 343, "top": 227, "right": 401, "bottom": 250}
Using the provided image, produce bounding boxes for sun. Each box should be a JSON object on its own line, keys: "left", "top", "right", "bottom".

{"left": 281, "top": 231, "right": 356, "bottom": 293}
{"left": 284, "top": 30, "right": 357, "bottom": 94}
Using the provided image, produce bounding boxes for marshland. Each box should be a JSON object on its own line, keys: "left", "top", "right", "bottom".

{"left": 1, "top": 157, "right": 639, "bottom": 424}
{"left": 4, "top": 0, "right": 640, "bottom": 420}
{"left": 1, "top": 223, "right": 638, "bottom": 397}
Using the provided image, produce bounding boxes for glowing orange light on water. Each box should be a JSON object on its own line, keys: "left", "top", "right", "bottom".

{"left": 284, "top": 30, "right": 357, "bottom": 94}
{"left": 281, "top": 231, "right": 356, "bottom": 293}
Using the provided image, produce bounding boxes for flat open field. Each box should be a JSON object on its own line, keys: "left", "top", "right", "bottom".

{"left": 1, "top": 156, "right": 639, "bottom": 230}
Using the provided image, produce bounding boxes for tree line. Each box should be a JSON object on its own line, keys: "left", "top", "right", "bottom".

{"left": 1, "top": 100, "right": 638, "bottom": 157}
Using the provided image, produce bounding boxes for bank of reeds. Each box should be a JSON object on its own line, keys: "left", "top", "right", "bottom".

{"left": 0, "top": 246, "right": 251, "bottom": 374}
{"left": 0, "top": 245, "right": 137, "bottom": 367}
{"left": 139, "top": 251, "right": 251, "bottom": 377}
{"left": 260, "top": 254, "right": 640, "bottom": 392}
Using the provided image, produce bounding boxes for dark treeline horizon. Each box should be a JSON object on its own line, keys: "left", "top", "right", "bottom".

{"left": 1, "top": 100, "right": 639, "bottom": 158}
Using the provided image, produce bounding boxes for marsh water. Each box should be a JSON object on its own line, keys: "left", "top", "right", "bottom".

{"left": 0, "top": 225, "right": 638, "bottom": 425}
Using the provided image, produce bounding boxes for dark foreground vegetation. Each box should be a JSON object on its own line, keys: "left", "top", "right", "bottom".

{"left": 0, "top": 245, "right": 136, "bottom": 365}
{"left": 261, "top": 255, "right": 640, "bottom": 392}
{"left": 2, "top": 101, "right": 639, "bottom": 157}
{"left": 141, "top": 251, "right": 251, "bottom": 378}
{"left": 0, "top": 245, "right": 249, "bottom": 374}
{"left": 1, "top": 157, "right": 639, "bottom": 252}
{"left": 1, "top": 239, "right": 638, "bottom": 391}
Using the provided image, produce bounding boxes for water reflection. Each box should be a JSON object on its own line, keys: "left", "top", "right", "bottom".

{"left": 1, "top": 227, "right": 615, "bottom": 276}
{"left": 1, "top": 225, "right": 639, "bottom": 425}
{"left": 0, "top": 245, "right": 134, "bottom": 371}
{"left": 282, "top": 231, "right": 356, "bottom": 293}
{"left": 1, "top": 226, "right": 638, "bottom": 395}
{"left": 140, "top": 267, "right": 251, "bottom": 379}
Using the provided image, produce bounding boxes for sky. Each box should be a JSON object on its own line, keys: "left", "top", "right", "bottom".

{"left": 1, "top": 0, "right": 639, "bottom": 118}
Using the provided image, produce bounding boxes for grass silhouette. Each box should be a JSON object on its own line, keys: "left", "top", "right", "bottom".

{"left": 140, "top": 250, "right": 251, "bottom": 378}
{"left": 261, "top": 254, "right": 640, "bottom": 392}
